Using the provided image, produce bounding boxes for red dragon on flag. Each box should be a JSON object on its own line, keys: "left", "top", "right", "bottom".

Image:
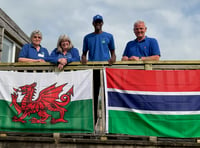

{"left": 10, "top": 82, "right": 73, "bottom": 124}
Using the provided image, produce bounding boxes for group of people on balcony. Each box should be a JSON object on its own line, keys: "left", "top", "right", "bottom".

{"left": 18, "top": 14, "right": 161, "bottom": 124}
{"left": 18, "top": 14, "right": 161, "bottom": 68}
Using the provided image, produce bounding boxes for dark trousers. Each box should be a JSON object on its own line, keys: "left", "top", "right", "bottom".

{"left": 93, "top": 70, "right": 100, "bottom": 124}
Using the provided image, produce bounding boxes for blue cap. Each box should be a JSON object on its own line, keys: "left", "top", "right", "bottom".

{"left": 93, "top": 15, "right": 103, "bottom": 22}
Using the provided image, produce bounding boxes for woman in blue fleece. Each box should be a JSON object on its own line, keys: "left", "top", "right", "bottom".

{"left": 48, "top": 34, "right": 80, "bottom": 70}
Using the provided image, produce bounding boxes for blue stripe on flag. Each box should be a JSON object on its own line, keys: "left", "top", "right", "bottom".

{"left": 108, "top": 92, "right": 200, "bottom": 111}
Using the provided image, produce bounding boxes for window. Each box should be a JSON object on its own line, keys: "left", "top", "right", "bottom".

{"left": 1, "top": 37, "right": 21, "bottom": 63}
{"left": 2, "top": 38, "right": 14, "bottom": 63}
{"left": 15, "top": 46, "right": 21, "bottom": 62}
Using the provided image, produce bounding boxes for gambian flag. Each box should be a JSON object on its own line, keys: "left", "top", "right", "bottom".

{"left": 0, "top": 70, "right": 93, "bottom": 133}
{"left": 104, "top": 68, "right": 200, "bottom": 138}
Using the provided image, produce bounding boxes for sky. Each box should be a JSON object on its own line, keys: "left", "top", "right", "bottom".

{"left": 1, "top": 0, "right": 200, "bottom": 60}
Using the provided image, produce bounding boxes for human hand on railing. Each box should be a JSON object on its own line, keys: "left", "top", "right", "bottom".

{"left": 121, "top": 56, "right": 129, "bottom": 61}
{"left": 108, "top": 53, "right": 116, "bottom": 65}
{"left": 129, "top": 56, "right": 140, "bottom": 61}
{"left": 81, "top": 55, "right": 87, "bottom": 65}
{"left": 36, "top": 59, "right": 46, "bottom": 62}
{"left": 108, "top": 57, "right": 116, "bottom": 65}
{"left": 58, "top": 58, "right": 67, "bottom": 65}
{"left": 58, "top": 63, "right": 64, "bottom": 70}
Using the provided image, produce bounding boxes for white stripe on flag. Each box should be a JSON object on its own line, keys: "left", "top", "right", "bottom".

{"left": 109, "top": 106, "right": 200, "bottom": 115}
{"left": 0, "top": 70, "right": 93, "bottom": 102}
{"left": 107, "top": 88, "right": 200, "bottom": 95}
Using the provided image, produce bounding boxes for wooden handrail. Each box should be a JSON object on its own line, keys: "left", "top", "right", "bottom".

{"left": 1, "top": 60, "right": 200, "bottom": 71}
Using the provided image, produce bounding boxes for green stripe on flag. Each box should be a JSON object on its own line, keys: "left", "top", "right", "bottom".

{"left": 0, "top": 99, "right": 93, "bottom": 133}
{"left": 109, "top": 110, "right": 200, "bottom": 138}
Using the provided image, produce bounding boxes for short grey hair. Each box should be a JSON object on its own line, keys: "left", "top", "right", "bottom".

{"left": 134, "top": 20, "right": 146, "bottom": 28}
{"left": 57, "top": 34, "right": 73, "bottom": 53}
{"left": 30, "top": 30, "right": 42, "bottom": 39}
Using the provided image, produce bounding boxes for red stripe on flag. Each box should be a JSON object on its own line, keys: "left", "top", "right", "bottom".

{"left": 106, "top": 68, "right": 200, "bottom": 92}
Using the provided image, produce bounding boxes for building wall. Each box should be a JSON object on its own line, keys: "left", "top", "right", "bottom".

{"left": 0, "top": 8, "right": 30, "bottom": 62}
{"left": 0, "top": 27, "right": 3, "bottom": 61}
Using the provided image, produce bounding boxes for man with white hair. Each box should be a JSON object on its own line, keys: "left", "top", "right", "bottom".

{"left": 122, "top": 20, "right": 160, "bottom": 61}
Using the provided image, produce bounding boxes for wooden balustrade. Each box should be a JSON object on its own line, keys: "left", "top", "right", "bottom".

{"left": 1, "top": 61, "right": 200, "bottom": 147}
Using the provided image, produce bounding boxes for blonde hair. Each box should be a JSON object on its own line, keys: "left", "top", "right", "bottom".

{"left": 57, "top": 34, "right": 73, "bottom": 53}
{"left": 30, "top": 30, "right": 42, "bottom": 39}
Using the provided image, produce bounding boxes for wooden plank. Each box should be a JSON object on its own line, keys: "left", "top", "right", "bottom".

{"left": 100, "top": 69, "right": 105, "bottom": 134}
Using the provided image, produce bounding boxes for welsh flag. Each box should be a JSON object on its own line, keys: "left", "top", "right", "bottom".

{"left": 104, "top": 68, "right": 200, "bottom": 138}
{"left": 0, "top": 70, "right": 93, "bottom": 133}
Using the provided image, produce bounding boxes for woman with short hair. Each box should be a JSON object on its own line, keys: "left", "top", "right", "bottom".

{"left": 18, "top": 30, "right": 49, "bottom": 62}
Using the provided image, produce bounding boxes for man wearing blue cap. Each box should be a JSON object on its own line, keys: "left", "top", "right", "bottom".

{"left": 81, "top": 14, "right": 116, "bottom": 124}
{"left": 81, "top": 14, "right": 116, "bottom": 64}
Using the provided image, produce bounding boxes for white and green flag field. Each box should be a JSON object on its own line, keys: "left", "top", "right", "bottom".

{"left": 0, "top": 70, "right": 93, "bottom": 133}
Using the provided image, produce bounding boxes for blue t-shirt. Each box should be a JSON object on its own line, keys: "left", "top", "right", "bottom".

{"left": 82, "top": 32, "right": 115, "bottom": 61}
{"left": 46, "top": 47, "right": 80, "bottom": 64}
{"left": 19, "top": 44, "right": 49, "bottom": 60}
{"left": 123, "top": 36, "right": 160, "bottom": 58}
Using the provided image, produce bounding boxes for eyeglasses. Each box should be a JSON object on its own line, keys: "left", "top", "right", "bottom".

{"left": 61, "top": 41, "right": 69, "bottom": 46}
{"left": 33, "top": 36, "right": 41, "bottom": 39}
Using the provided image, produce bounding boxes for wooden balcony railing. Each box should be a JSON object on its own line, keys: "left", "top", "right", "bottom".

{"left": 1, "top": 60, "right": 200, "bottom": 147}
{"left": 1, "top": 60, "right": 200, "bottom": 71}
